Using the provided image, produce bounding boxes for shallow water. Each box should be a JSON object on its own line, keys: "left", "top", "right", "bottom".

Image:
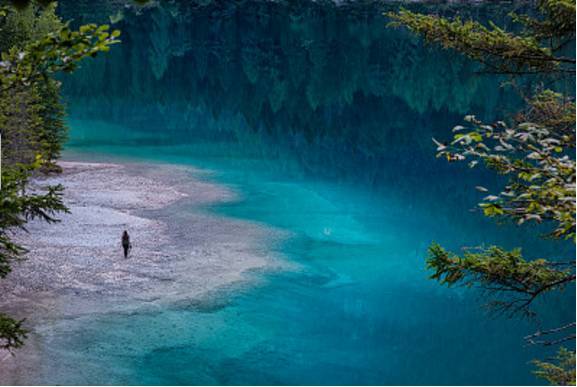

{"left": 10, "top": 0, "right": 575, "bottom": 385}
{"left": 46, "top": 142, "right": 571, "bottom": 386}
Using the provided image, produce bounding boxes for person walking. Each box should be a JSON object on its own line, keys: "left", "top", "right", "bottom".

{"left": 121, "top": 230, "right": 132, "bottom": 258}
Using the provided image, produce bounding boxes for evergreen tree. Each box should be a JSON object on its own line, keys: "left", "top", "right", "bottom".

{"left": 37, "top": 78, "right": 67, "bottom": 173}
{"left": 0, "top": 1, "right": 120, "bottom": 351}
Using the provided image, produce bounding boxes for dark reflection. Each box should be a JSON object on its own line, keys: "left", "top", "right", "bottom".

{"left": 60, "top": 0, "right": 565, "bottom": 244}
{"left": 61, "top": 1, "right": 520, "bottom": 169}
{"left": 58, "top": 0, "right": 572, "bottom": 249}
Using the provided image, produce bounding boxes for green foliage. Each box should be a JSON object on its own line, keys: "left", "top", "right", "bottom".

{"left": 0, "top": 22, "right": 121, "bottom": 91}
{"left": 435, "top": 91, "right": 575, "bottom": 240}
{"left": 387, "top": 1, "right": 575, "bottom": 75}
{"left": 533, "top": 347, "right": 576, "bottom": 386}
{"left": 513, "top": 0, "right": 576, "bottom": 41}
{"left": 0, "top": 158, "right": 68, "bottom": 276}
{"left": 0, "top": 313, "right": 26, "bottom": 351}
{"left": 389, "top": 1, "right": 575, "bottom": 384}
{"left": 0, "top": 160, "right": 68, "bottom": 351}
{"left": 0, "top": 2, "right": 120, "bottom": 166}
{"left": 0, "top": 84, "right": 44, "bottom": 165}
{"left": 37, "top": 78, "right": 66, "bottom": 172}
{"left": 0, "top": 1, "right": 62, "bottom": 51}
{"left": 427, "top": 244, "right": 574, "bottom": 316}
{"left": 0, "top": 1, "right": 119, "bottom": 351}
{"left": 0, "top": 1, "right": 66, "bottom": 171}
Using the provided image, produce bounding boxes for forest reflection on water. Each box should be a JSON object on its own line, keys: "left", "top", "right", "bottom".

{"left": 52, "top": 0, "right": 576, "bottom": 385}
{"left": 61, "top": 0, "right": 531, "bottom": 212}
{"left": 60, "top": 0, "right": 551, "bottom": 246}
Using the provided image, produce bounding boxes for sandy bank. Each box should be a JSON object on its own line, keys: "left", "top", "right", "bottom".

{"left": 0, "top": 161, "right": 289, "bottom": 367}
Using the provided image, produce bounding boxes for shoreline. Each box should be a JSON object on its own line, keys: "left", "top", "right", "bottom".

{"left": 0, "top": 160, "right": 290, "bottom": 380}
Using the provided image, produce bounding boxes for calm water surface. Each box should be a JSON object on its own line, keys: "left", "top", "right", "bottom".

{"left": 42, "top": 0, "right": 576, "bottom": 384}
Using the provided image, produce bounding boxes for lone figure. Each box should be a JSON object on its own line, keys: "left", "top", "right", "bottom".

{"left": 121, "top": 230, "right": 132, "bottom": 258}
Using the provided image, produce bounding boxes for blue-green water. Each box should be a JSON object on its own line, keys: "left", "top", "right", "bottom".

{"left": 41, "top": 1, "right": 576, "bottom": 384}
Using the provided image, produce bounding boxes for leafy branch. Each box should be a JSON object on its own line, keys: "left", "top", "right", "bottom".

{"left": 388, "top": 1, "right": 575, "bottom": 384}
{"left": 427, "top": 244, "right": 574, "bottom": 317}
{"left": 0, "top": 5, "right": 119, "bottom": 352}
{"left": 387, "top": 5, "right": 575, "bottom": 75}
{"left": 434, "top": 91, "right": 575, "bottom": 241}
{"left": 0, "top": 22, "right": 121, "bottom": 92}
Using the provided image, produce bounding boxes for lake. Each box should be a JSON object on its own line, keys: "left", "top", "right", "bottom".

{"left": 32, "top": 0, "right": 576, "bottom": 384}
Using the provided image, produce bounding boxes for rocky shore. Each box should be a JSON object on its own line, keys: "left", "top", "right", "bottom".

{"left": 0, "top": 160, "right": 288, "bottom": 383}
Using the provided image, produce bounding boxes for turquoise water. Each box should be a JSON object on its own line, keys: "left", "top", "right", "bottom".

{"left": 48, "top": 1, "right": 575, "bottom": 385}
